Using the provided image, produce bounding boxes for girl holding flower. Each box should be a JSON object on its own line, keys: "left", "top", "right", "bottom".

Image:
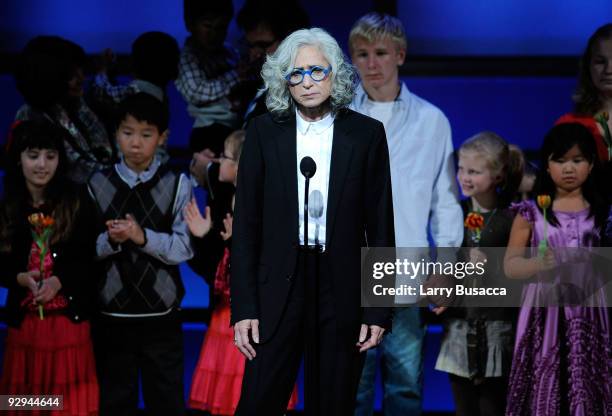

{"left": 504, "top": 123, "right": 611, "bottom": 415}
{"left": 0, "top": 121, "right": 99, "bottom": 415}
{"left": 435, "top": 131, "right": 523, "bottom": 416}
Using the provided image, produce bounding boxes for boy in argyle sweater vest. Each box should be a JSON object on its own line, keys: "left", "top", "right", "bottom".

{"left": 88, "top": 94, "right": 193, "bottom": 415}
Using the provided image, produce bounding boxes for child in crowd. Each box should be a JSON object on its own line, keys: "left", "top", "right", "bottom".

{"left": 15, "top": 36, "right": 115, "bottom": 183}
{"left": 88, "top": 93, "right": 193, "bottom": 415}
{"left": 186, "top": 131, "right": 297, "bottom": 414}
{"left": 89, "top": 31, "right": 179, "bottom": 165}
{"left": 0, "top": 121, "right": 99, "bottom": 415}
{"left": 510, "top": 144, "right": 538, "bottom": 202}
{"left": 176, "top": 0, "right": 244, "bottom": 154}
{"left": 186, "top": 131, "right": 243, "bottom": 323}
{"left": 91, "top": 31, "right": 180, "bottom": 107}
{"left": 435, "top": 132, "right": 523, "bottom": 416}
{"left": 504, "top": 123, "right": 611, "bottom": 415}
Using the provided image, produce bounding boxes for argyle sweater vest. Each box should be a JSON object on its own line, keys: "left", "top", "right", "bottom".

{"left": 89, "top": 165, "right": 184, "bottom": 315}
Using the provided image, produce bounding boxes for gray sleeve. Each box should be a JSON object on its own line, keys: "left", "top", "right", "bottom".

{"left": 138, "top": 174, "right": 194, "bottom": 265}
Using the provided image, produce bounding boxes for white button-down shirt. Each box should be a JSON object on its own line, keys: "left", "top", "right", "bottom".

{"left": 351, "top": 83, "right": 463, "bottom": 249}
{"left": 296, "top": 110, "right": 334, "bottom": 248}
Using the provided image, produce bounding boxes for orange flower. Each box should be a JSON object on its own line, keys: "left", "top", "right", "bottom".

{"left": 537, "top": 195, "right": 551, "bottom": 210}
{"left": 28, "top": 213, "right": 54, "bottom": 227}
{"left": 41, "top": 216, "right": 55, "bottom": 227}
{"left": 28, "top": 213, "right": 42, "bottom": 226}
{"left": 464, "top": 212, "right": 484, "bottom": 231}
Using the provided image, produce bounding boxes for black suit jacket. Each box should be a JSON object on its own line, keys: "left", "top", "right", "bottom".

{"left": 231, "top": 109, "right": 395, "bottom": 342}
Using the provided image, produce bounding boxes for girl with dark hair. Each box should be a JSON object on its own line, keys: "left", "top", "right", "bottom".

{"left": 15, "top": 36, "right": 115, "bottom": 184}
{"left": 0, "top": 121, "right": 99, "bottom": 415}
{"left": 504, "top": 123, "right": 611, "bottom": 415}
{"left": 556, "top": 24, "right": 612, "bottom": 164}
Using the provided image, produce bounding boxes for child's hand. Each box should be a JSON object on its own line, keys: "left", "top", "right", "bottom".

{"left": 124, "top": 214, "right": 146, "bottom": 246}
{"left": 106, "top": 219, "right": 130, "bottom": 244}
{"left": 431, "top": 306, "right": 448, "bottom": 315}
{"left": 469, "top": 247, "right": 488, "bottom": 264}
{"left": 538, "top": 248, "right": 556, "bottom": 271}
{"left": 220, "top": 213, "right": 233, "bottom": 241}
{"left": 35, "top": 276, "right": 62, "bottom": 304}
{"left": 106, "top": 215, "right": 145, "bottom": 246}
{"left": 16, "top": 270, "right": 40, "bottom": 294}
{"left": 184, "top": 198, "right": 212, "bottom": 238}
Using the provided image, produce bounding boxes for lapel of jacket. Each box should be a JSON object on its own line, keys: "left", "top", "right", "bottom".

{"left": 273, "top": 115, "right": 299, "bottom": 242}
{"left": 326, "top": 110, "right": 354, "bottom": 246}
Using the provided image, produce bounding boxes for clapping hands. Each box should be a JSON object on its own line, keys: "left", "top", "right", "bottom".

{"left": 106, "top": 214, "right": 146, "bottom": 246}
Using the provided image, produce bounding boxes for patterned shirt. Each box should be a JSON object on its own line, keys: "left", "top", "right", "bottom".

{"left": 90, "top": 73, "right": 139, "bottom": 105}
{"left": 16, "top": 101, "right": 115, "bottom": 184}
{"left": 91, "top": 74, "right": 166, "bottom": 104}
{"left": 175, "top": 38, "right": 240, "bottom": 106}
{"left": 93, "top": 157, "right": 193, "bottom": 266}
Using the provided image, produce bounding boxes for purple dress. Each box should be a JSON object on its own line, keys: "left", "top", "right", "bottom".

{"left": 507, "top": 201, "right": 611, "bottom": 416}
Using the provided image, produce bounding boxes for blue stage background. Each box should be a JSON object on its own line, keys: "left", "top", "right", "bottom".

{"left": 1, "top": 0, "right": 611, "bottom": 54}
{"left": 1, "top": 0, "right": 610, "bottom": 412}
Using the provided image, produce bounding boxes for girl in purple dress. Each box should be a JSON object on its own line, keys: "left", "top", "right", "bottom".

{"left": 504, "top": 123, "right": 611, "bottom": 415}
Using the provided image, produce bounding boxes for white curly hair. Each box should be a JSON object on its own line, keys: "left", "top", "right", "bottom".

{"left": 261, "top": 27, "right": 356, "bottom": 117}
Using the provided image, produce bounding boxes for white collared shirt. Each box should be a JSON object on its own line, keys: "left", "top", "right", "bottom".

{"left": 296, "top": 110, "right": 334, "bottom": 248}
{"left": 351, "top": 83, "right": 463, "bottom": 249}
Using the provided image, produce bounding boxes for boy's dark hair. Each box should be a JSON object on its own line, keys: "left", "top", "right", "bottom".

{"left": 132, "top": 31, "right": 180, "bottom": 87}
{"left": 236, "top": 0, "right": 309, "bottom": 40}
{"left": 183, "top": 0, "right": 234, "bottom": 27}
{"left": 15, "top": 36, "right": 87, "bottom": 110}
{"left": 534, "top": 123, "right": 608, "bottom": 229}
{"left": 117, "top": 93, "right": 169, "bottom": 133}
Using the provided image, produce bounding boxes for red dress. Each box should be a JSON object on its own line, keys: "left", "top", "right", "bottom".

{"left": 0, "top": 241, "right": 99, "bottom": 416}
{"left": 188, "top": 248, "right": 298, "bottom": 415}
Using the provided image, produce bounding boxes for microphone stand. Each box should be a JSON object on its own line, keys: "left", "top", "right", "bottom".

{"left": 299, "top": 157, "right": 323, "bottom": 415}
{"left": 307, "top": 191, "right": 324, "bottom": 415}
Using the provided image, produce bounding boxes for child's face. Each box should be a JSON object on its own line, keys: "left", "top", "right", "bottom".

{"left": 547, "top": 144, "right": 593, "bottom": 193}
{"left": 219, "top": 143, "right": 238, "bottom": 184}
{"left": 589, "top": 37, "right": 612, "bottom": 96}
{"left": 457, "top": 151, "right": 501, "bottom": 198}
{"left": 116, "top": 115, "right": 166, "bottom": 173}
{"left": 245, "top": 23, "right": 279, "bottom": 65}
{"left": 350, "top": 36, "right": 405, "bottom": 94}
{"left": 21, "top": 147, "right": 59, "bottom": 191}
{"left": 190, "top": 16, "right": 230, "bottom": 50}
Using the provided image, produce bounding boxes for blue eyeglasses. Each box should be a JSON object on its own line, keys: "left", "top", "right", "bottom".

{"left": 285, "top": 65, "right": 332, "bottom": 86}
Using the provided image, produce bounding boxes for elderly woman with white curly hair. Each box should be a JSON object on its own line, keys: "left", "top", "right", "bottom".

{"left": 230, "top": 27, "right": 395, "bottom": 415}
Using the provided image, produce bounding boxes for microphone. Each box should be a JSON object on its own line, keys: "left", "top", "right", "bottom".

{"left": 300, "top": 156, "right": 316, "bottom": 179}
{"left": 300, "top": 157, "right": 317, "bottom": 247}
{"left": 308, "top": 190, "right": 324, "bottom": 245}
